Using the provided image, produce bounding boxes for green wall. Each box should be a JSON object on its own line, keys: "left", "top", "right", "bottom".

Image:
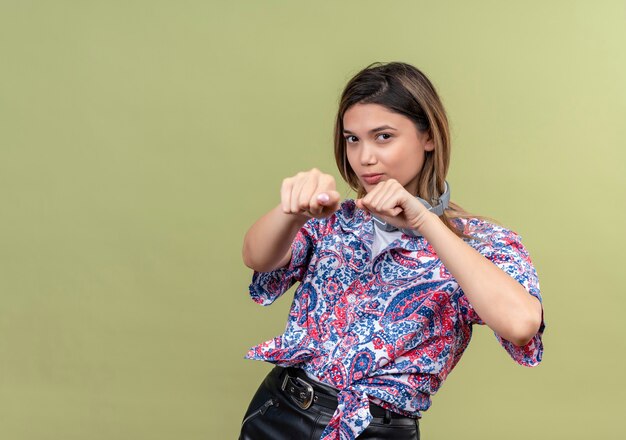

{"left": 1, "top": 1, "right": 624, "bottom": 439}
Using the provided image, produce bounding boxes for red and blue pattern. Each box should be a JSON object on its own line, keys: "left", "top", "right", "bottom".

{"left": 245, "top": 200, "right": 545, "bottom": 439}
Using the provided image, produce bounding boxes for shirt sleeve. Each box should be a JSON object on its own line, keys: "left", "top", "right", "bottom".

{"left": 248, "top": 218, "right": 320, "bottom": 306}
{"left": 459, "top": 225, "right": 546, "bottom": 367}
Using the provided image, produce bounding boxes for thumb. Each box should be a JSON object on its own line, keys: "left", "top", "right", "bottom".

{"left": 318, "top": 190, "right": 341, "bottom": 205}
{"left": 318, "top": 192, "right": 341, "bottom": 213}
{"left": 317, "top": 193, "right": 330, "bottom": 204}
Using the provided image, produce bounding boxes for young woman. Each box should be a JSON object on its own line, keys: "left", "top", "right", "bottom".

{"left": 239, "top": 61, "right": 546, "bottom": 440}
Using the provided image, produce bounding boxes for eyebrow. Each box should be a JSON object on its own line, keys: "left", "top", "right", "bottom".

{"left": 342, "top": 125, "right": 397, "bottom": 135}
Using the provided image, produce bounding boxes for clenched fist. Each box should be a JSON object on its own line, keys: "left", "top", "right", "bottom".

{"left": 281, "top": 168, "right": 341, "bottom": 219}
{"left": 355, "top": 178, "right": 434, "bottom": 232}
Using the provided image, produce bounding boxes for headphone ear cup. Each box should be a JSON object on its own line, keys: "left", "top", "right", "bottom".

{"left": 416, "top": 180, "right": 450, "bottom": 216}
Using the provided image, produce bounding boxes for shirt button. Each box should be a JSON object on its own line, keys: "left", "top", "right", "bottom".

{"left": 323, "top": 341, "right": 334, "bottom": 350}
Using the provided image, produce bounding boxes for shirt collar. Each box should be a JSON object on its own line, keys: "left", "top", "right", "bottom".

{"left": 335, "top": 199, "right": 431, "bottom": 253}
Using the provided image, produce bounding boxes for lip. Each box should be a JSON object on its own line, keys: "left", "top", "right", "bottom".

{"left": 362, "top": 173, "right": 383, "bottom": 184}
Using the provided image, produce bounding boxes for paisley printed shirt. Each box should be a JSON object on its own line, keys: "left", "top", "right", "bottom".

{"left": 244, "top": 199, "right": 546, "bottom": 440}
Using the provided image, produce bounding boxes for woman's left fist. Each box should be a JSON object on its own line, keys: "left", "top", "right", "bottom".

{"left": 355, "top": 179, "right": 434, "bottom": 232}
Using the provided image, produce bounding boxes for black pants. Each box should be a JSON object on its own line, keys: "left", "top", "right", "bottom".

{"left": 239, "top": 366, "right": 420, "bottom": 440}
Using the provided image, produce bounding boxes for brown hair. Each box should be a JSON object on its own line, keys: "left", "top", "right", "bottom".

{"left": 333, "top": 61, "right": 499, "bottom": 241}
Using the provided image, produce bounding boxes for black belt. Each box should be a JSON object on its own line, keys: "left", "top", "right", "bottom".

{"left": 279, "top": 367, "right": 414, "bottom": 420}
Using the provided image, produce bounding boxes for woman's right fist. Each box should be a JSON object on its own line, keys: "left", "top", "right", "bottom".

{"left": 281, "top": 168, "right": 341, "bottom": 219}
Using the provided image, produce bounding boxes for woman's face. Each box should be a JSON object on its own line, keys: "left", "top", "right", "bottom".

{"left": 343, "top": 103, "right": 434, "bottom": 196}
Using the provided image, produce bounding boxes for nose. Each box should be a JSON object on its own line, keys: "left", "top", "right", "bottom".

{"left": 359, "top": 141, "right": 377, "bottom": 165}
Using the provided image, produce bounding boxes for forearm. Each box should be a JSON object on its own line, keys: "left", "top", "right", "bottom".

{"left": 418, "top": 213, "right": 543, "bottom": 346}
{"left": 242, "top": 203, "right": 309, "bottom": 272}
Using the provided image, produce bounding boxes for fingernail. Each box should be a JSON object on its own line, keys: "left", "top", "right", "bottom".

{"left": 318, "top": 193, "right": 329, "bottom": 203}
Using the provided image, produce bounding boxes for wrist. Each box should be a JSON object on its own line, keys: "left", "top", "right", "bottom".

{"left": 275, "top": 203, "right": 310, "bottom": 227}
{"left": 410, "top": 210, "right": 440, "bottom": 232}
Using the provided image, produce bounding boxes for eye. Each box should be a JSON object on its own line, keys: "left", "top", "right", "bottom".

{"left": 377, "top": 133, "right": 392, "bottom": 141}
{"left": 344, "top": 135, "right": 358, "bottom": 143}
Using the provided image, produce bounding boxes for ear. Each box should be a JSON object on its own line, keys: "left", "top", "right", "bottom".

{"left": 424, "top": 137, "right": 435, "bottom": 152}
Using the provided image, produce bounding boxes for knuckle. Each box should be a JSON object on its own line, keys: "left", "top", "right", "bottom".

{"left": 320, "top": 174, "right": 335, "bottom": 183}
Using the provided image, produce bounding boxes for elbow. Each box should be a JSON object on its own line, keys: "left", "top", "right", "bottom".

{"left": 242, "top": 238, "right": 256, "bottom": 270}
{"left": 510, "top": 313, "right": 543, "bottom": 347}
{"left": 510, "top": 334, "right": 533, "bottom": 347}
{"left": 242, "top": 251, "right": 251, "bottom": 269}
{"left": 243, "top": 256, "right": 255, "bottom": 271}
{"left": 510, "top": 293, "right": 543, "bottom": 347}
{"left": 507, "top": 331, "right": 534, "bottom": 347}
{"left": 241, "top": 234, "right": 279, "bottom": 272}
{"left": 241, "top": 244, "right": 273, "bottom": 272}
{"left": 243, "top": 253, "right": 265, "bottom": 272}
{"left": 242, "top": 235, "right": 292, "bottom": 272}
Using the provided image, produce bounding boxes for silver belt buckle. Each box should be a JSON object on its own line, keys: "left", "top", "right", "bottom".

{"left": 281, "top": 372, "right": 314, "bottom": 410}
